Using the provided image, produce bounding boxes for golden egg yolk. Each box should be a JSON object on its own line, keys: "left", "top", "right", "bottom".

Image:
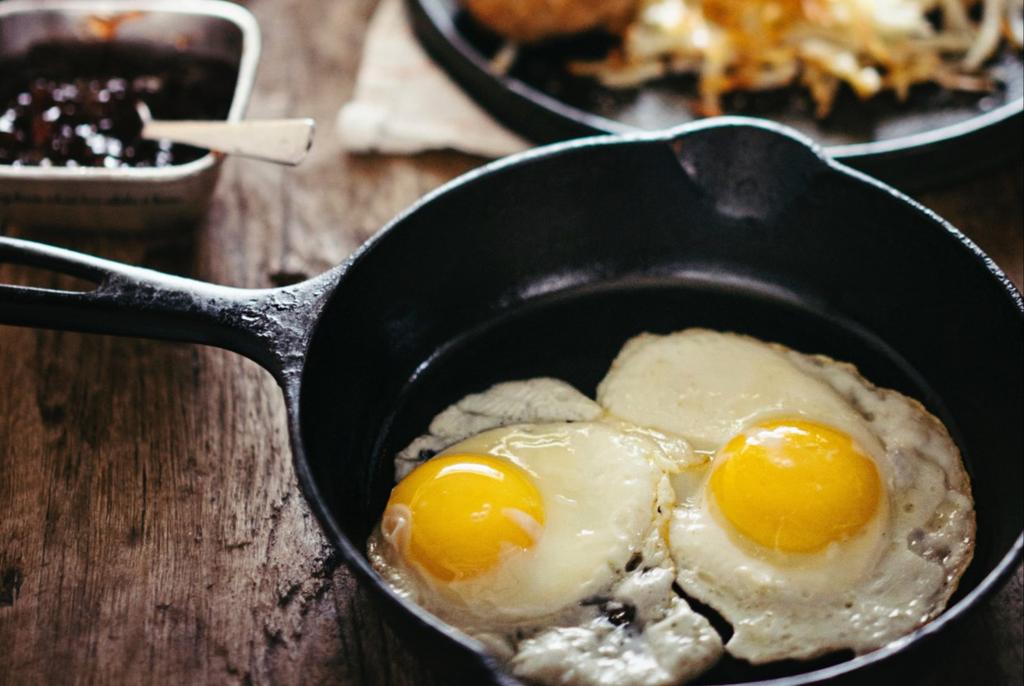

{"left": 383, "top": 454, "right": 545, "bottom": 581}
{"left": 709, "top": 419, "right": 882, "bottom": 553}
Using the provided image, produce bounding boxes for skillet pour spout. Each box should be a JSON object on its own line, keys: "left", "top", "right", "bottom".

{"left": 0, "top": 119, "right": 1021, "bottom": 686}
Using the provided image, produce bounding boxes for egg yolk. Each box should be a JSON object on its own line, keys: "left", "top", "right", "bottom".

{"left": 710, "top": 419, "right": 882, "bottom": 553}
{"left": 383, "top": 454, "right": 545, "bottom": 581}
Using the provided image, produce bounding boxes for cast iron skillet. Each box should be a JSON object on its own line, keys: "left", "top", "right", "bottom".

{"left": 0, "top": 119, "right": 1021, "bottom": 685}
{"left": 407, "top": 0, "right": 1024, "bottom": 189}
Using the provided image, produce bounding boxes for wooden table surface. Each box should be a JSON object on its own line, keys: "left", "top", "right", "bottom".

{"left": 1, "top": 1, "right": 1021, "bottom": 684}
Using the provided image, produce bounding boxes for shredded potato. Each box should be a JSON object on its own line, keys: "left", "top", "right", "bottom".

{"left": 568, "top": 0, "right": 1023, "bottom": 116}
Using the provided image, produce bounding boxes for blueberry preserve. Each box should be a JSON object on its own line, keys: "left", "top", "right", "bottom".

{"left": 0, "top": 40, "right": 237, "bottom": 168}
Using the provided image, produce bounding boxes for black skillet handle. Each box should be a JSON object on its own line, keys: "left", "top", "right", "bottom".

{"left": 0, "top": 236, "right": 336, "bottom": 385}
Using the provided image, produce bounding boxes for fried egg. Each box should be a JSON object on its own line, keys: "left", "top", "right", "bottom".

{"left": 369, "top": 379, "right": 724, "bottom": 686}
{"left": 385, "top": 422, "right": 665, "bottom": 617}
{"left": 597, "top": 329, "right": 976, "bottom": 663}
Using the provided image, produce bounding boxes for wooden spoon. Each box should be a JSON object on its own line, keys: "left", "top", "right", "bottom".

{"left": 136, "top": 102, "right": 315, "bottom": 166}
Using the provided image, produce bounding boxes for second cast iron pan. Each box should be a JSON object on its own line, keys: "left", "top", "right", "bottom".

{"left": 407, "top": 0, "right": 1024, "bottom": 188}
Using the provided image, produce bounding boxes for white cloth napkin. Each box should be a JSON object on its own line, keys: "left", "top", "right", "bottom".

{"left": 337, "top": 0, "right": 530, "bottom": 158}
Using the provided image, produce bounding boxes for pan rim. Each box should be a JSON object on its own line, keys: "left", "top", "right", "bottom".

{"left": 288, "top": 117, "right": 1024, "bottom": 686}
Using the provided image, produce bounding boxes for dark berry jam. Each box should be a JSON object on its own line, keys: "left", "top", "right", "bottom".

{"left": 0, "top": 40, "right": 237, "bottom": 168}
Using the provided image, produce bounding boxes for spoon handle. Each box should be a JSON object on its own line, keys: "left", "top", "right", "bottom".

{"left": 142, "top": 118, "right": 316, "bottom": 165}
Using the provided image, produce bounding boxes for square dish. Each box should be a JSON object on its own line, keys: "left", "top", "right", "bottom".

{"left": 0, "top": 0, "right": 260, "bottom": 230}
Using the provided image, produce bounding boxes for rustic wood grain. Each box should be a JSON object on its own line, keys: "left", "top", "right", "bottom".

{"left": 0, "top": 1, "right": 1020, "bottom": 685}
